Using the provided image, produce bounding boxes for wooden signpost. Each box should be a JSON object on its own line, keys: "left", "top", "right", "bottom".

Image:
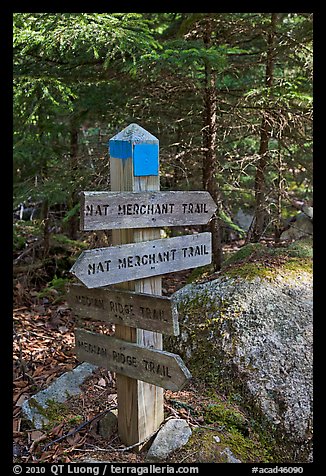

{"left": 69, "top": 123, "right": 216, "bottom": 447}
{"left": 70, "top": 232, "right": 212, "bottom": 288}
{"left": 80, "top": 190, "right": 217, "bottom": 230}
{"left": 109, "top": 123, "right": 164, "bottom": 447}
{"left": 75, "top": 328, "right": 191, "bottom": 391}
{"left": 67, "top": 283, "right": 179, "bottom": 336}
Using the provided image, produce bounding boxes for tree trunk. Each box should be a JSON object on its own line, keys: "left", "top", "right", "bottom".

{"left": 172, "top": 115, "right": 185, "bottom": 189}
{"left": 202, "top": 19, "right": 223, "bottom": 270}
{"left": 67, "top": 123, "right": 79, "bottom": 240}
{"left": 274, "top": 139, "right": 283, "bottom": 242}
{"left": 41, "top": 198, "right": 50, "bottom": 258}
{"left": 248, "top": 13, "right": 277, "bottom": 243}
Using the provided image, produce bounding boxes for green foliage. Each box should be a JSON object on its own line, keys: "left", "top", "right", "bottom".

{"left": 13, "top": 221, "right": 43, "bottom": 251}
{"left": 13, "top": 12, "right": 161, "bottom": 211}
{"left": 13, "top": 12, "right": 313, "bottom": 252}
{"left": 37, "top": 275, "right": 69, "bottom": 301}
{"left": 140, "top": 40, "right": 242, "bottom": 77}
{"left": 29, "top": 398, "right": 69, "bottom": 429}
{"left": 13, "top": 13, "right": 160, "bottom": 75}
{"left": 51, "top": 233, "right": 88, "bottom": 250}
{"left": 62, "top": 204, "right": 80, "bottom": 223}
{"left": 222, "top": 243, "right": 264, "bottom": 268}
{"left": 286, "top": 238, "right": 313, "bottom": 258}
{"left": 219, "top": 210, "right": 246, "bottom": 237}
{"left": 13, "top": 228, "right": 26, "bottom": 252}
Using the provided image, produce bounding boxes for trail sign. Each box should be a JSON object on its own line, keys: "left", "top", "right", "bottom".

{"left": 75, "top": 328, "right": 192, "bottom": 391}
{"left": 67, "top": 283, "right": 179, "bottom": 336}
{"left": 80, "top": 191, "right": 217, "bottom": 230}
{"left": 69, "top": 123, "right": 213, "bottom": 447}
{"left": 70, "top": 232, "right": 212, "bottom": 289}
{"left": 109, "top": 123, "right": 164, "bottom": 445}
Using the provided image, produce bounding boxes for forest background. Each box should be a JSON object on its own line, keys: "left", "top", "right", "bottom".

{"left": 13, "top": 12, "right": 313, "bottom": 285}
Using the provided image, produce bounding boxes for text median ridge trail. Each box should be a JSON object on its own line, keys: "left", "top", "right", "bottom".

{"left": 75, "top": 328, "right": 192, "bottom": 391}
{"left": 67, "top": 284, "right": 180, "bottom": 336}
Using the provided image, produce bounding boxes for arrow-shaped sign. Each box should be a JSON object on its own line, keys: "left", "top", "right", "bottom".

{"left": 70, "top": 232, "right": 212, "bottom": 289}
{"left": 80, "top": 191, "right": 217, "bottom": 230}
{"left": 67, "top": 283, "right": 179, "bottom": 336}
{"left": 75, "top": 328, "right": 192, "bottom": 391}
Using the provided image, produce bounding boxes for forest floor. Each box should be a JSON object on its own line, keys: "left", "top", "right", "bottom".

{"left": 13, "top": 240, "right": 271, "bottom": 464}
{"left": 13, "top": 270, "right": 211, "bottom": 464}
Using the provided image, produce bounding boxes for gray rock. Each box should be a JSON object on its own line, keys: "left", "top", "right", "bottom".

{"left": 302, "top": 206, "right": 313, "bottom": 220}
{"left": 22, "top": 363, "right": 97, "bottom": 429}
{"left": 167, "top": 266, "right": 313, "bottom": 462}
{"left": 281, "top": 212, "right": 313, "bottom": 240}
{"left": 233, "top": 209, "right": 254, "bottom": 232}
{"left": 146, "top": 418, "right": 192, "bottom": 462}
{"left": 221, "top": 447, "right": 242, "bottom": 463}
{"left": 98, "top": 409, "right": 118, "bottom": 439}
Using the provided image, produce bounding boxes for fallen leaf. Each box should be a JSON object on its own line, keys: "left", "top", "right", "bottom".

{"left": 31, "top": 430, "right": 45, "bottom": 441}
{"left": 14, "top": 380, "right": 29, "bottom": 389}
{"left": 33, "top": 305, "right": 46, "bottom": 314}
{"left": 98, "top": 377, "right": 106, "bottom": 387}
{"left": 13, "top": 418, "right": 21, "bottom": 432}
{"left": 15, "top": 394, "right": 29, "bottom": 407}
{"left": 66, "top": 433, "right": 81, "bottom": 446}
{"left": 57, "top": 305, "right": 69, "bottom": 312}
{"left": 51, "top": 422, "right": 64, "bottom": 437}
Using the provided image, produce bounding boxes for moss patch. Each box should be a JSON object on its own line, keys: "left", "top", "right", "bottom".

{"left": 187, "top": 264, "right": 214, "bottom": 284}
{"left": 174, "top": 296, "right": 228, "bottom": 387}
{"left": 225, "top": 427, "right": 273, "bottom": 462}
{"left": 222, "top": 243, "right": 264, "bottom": 268}
{"left": 170, "top": 427, "right": 228, "bottom": 463}
{"left": 221, "top": 239, "right": 312, "bottom": 282}
{"left": 29, "top": 398, "right": 69, "bottom": 429}
{"left": 167, "top": 391, "right": 275, "bottom": 463}
{"left": 204, "top": 402, "right": 248, "bottom": 435}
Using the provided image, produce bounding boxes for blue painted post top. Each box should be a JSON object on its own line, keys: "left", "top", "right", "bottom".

{"left": 109, "top": 123, "right": 159, "bottom": 177}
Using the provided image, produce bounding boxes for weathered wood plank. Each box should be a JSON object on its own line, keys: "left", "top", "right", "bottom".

{"left": 109, "top": 123, "right": 164, "bottom": 447}
{"left": 70, "top": 232, "right": 212, "bottom": 288}
{"left": 67, "top": 284, "right": 179, "bottom": 335}
{"left": 75, "top": 328, "right": 192, "bottom": 391}
{"left": 80, "top": 191, "right": 217, "bottom": 230}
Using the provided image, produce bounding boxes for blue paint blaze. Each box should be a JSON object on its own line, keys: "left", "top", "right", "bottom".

{"left": 133, "top": 143, "right": 159, "bottom": 176}
{"left": 109, "top": 140, "right": 132, "bottom": 160}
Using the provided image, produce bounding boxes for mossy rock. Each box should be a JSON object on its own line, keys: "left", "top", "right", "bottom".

{"left": 186, "top": 239, "right": 313, "bottom": 285}
{"left": 167, "top": 238, "right": 313, "bottom": 462}
{"left": 221, "top": 238, "right": 312, "bottom": 282}
{"left": 170, "top": 425, "right": 272, "bottom": 463}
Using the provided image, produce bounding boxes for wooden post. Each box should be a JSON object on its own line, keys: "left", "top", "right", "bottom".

{"left": 109, "top": 123, "right": 164, "bottom": 446}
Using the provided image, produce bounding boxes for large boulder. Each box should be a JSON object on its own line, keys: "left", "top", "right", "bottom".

{"left": 280, "top": 207, "right": 313, "bottom": 241}
{"left": 166, "top": 239, "right": 313, "bottom": 462}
